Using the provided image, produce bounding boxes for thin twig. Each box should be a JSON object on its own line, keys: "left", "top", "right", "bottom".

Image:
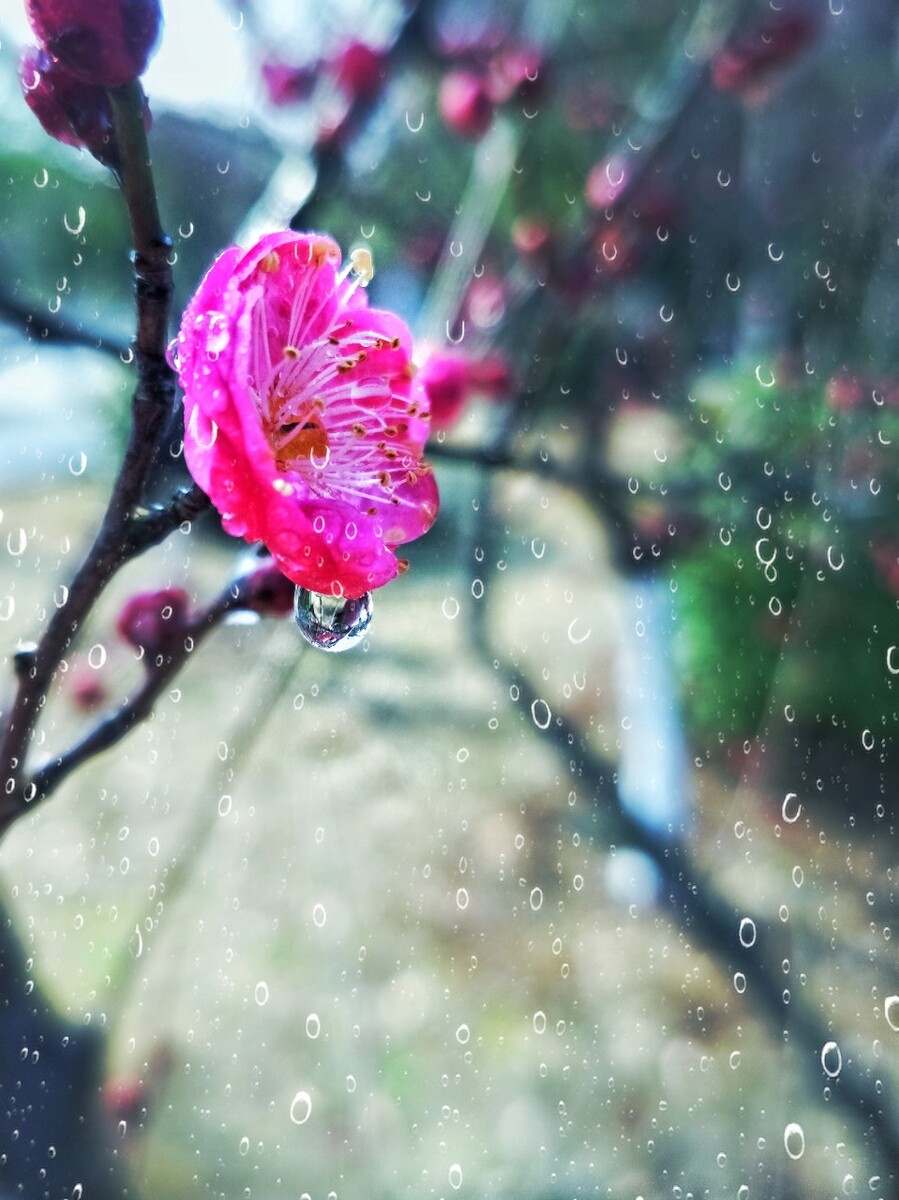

{"left": 26, "top": 584, "right": 242, "bottom": 804}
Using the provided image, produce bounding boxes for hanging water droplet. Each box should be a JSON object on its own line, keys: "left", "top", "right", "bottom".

{"left": 294, "top": 587, "right": 373, "bottom": 652}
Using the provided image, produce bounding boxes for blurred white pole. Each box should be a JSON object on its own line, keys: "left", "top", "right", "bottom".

{"left": 614, "top": 574, "right": 690, "bottom": 839}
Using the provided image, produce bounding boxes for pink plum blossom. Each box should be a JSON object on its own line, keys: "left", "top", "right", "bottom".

{"left": 175, "top": 232, "right": 439, "bottom": 600}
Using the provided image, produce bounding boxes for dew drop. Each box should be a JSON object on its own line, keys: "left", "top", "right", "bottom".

{"left": 448, "top": 1164, "right": 463, "bottom": 1190}
{"left": 294, "top": 587, "right": 372, "bottom": 652}
{"left": 312, "top": 903, "right": 327, "bottom": 928}
{"left": 782, "top": 793, "right": 801, "bottom": 823}
{"left": 738, "top": 917, "right": 757, "bottom": 948}
{"left": 68, "top": 451, "right": 87, "bottom": 476}
{"left": 885, "top": 995, "right": 899, "bottom": 1031}
{"left": 567, "top": 618, "right": 592, "bottom": 644}
{"left": 455, "top": 1023, "right": 470, "bottom": 1044}
{"left": 530, "top": 699, "right": 552, "bottom": 730}
{"left": 64, "top": 206, "right": 86, "bottom": 236}
{"left": 821, "top": 1040, "right": 842, "bottom": 1077}
{"left": 88, "top": 643, "right": 107, "bottom": 670}
{"left": 442, "top": 596, "right": 461, "bottom": 620}
{"left": 289, "top": 1091, "right": 313, "bottom": 1124}
{"left": 7, "top": 528, "right": 27, "bottom": 556}
{"left": 305, "top": 1013, "right": 321, "bottom": 1039}
{"left": 255, "top": 981, "right": 269, "bottom": 1006}
{"left": 783, "top": 1122, "right": 805, "bottom": 1159}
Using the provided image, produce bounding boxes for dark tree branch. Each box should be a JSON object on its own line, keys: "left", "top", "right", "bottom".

{"left": 26, "top": 583, "right": 243, "bottom": 806}
{"left": 0, "top": 83, "right": 183, "bottom": 837}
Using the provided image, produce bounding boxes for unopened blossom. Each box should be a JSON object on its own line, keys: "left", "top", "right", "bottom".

{"left": 711, "top": 11, "right": 818, "bottom": 96}
{"left": 439, "top": 69, "right": 494, "bottom": 139}
{"left": 19, "top": 44, "right": 150, "bottom": 165}
{"left": 176, "top": 232, "right": 438, "bottom": 599}
{"left": 235, "top": 555, "right": 296, "bottom": 617}
{"left": 585, "top": 153, "right": 630, "bottom": 211}
{"left": 25, "top": 0, "right": 162, "bottom": 87}
{"left": 259, "top": 58, "right": 316, "bottom": 107}
{"left": 331, "top": 41, "right": 385, "bottom": 104}
{"left": 117, "top": 588, "right": 191, "bottom": 658}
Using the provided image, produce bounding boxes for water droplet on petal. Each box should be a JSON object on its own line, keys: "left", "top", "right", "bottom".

{"left": 294, "top": 588, "right": 373, "bottom": 652}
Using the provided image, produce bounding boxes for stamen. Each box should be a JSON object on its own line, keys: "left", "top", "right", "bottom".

{"left": 350, "top": 246, "right": 374, "bottom": 285}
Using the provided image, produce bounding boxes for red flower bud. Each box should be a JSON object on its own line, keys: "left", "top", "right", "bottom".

{"left": 259, "top": 58, "right": 316, "bottom": 107}
{"left": 332, "top": 41, "right": 384, "bottom": 104}
{"left": 20, "top": 45, "right": 152, "bottom": 166}
{"left": 116, "top": 588, "right": 191, "bottom": 658}
{"left": 585, "top": 154, "right": 630, "bottom": 211}
{"left": 485, "top": 45, "right": 542, "bottom": 105}
{"left": 439, "top": 70, "right": 494, "bottom": 140}
{"left": 711, "top": 11, "right": 818, "bottom": 96}
{"left": 25, "top": 0, "right": 162, "bottom": 87}
{"left": 238, "top": 559, "right": 296, "bottom": 618}
{"left": 511, "top": 217, "right": 551, "bottom": 259}
{"left": 68, "top": 661, "right": 108, "bottom": 712}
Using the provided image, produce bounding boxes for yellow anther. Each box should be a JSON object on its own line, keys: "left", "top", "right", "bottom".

{"left": 350, "top": 246, "right": 374, "bottom": 285}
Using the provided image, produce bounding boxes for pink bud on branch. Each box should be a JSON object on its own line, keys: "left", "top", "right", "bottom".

{"left": 25, "top": 0, "right": 163, "bottom": 87}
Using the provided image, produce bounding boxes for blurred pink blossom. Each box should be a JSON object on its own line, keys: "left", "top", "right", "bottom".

{"left": 439, "top": 69, "right": 494, "bottom": 139}
{"left": 419, "top": 349, "right": 512, "bottom": 430}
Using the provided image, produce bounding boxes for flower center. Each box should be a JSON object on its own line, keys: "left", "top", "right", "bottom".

{"left": 272, "top": 418, "right": 330, "bottom": 469}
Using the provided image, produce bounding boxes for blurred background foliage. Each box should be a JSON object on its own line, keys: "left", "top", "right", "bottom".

{"left": 2, "top": 0, "right": 899, "bottom": 1198}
